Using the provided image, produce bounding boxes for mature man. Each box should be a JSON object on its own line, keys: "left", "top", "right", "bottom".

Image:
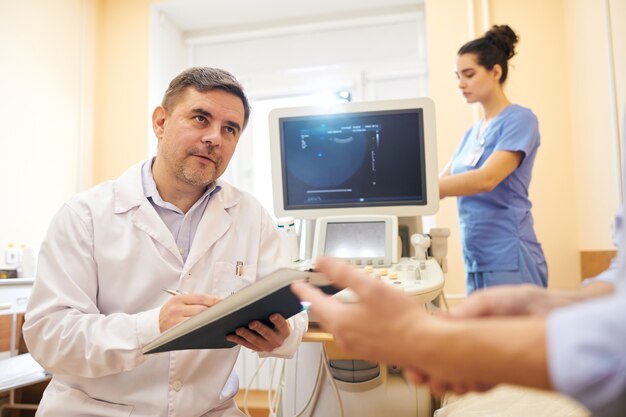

{"left": 24, "top": 67, "right": 306, "bottom": 416}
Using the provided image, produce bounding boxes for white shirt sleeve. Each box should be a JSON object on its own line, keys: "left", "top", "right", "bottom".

{"left": 547, "top": 289, "right": 626, "bottom": 411}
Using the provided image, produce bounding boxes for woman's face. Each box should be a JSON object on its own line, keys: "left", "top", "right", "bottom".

{"left": 455, "top": 53, "right": 501, "bottom": 104}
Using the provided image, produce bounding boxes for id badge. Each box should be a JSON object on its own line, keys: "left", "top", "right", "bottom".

{"left": 464, "top": 146, "right": 485, "bottom": 167}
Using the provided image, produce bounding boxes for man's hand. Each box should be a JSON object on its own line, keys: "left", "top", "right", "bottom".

{"left": 291, "top": 257, "right": 433, "bottom": 367}
{"left": 226, "top": 314, "right": 291, "bottom": 352}
{"left": 159, "top": 293, "right": 221, "bottom": 332}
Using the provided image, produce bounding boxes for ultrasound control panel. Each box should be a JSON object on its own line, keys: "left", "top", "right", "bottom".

{"left": 307, "top": 215, "right": 446, "bottom": 305}
{"left": 333, "top": 257, "right": 444, "bottom": 305}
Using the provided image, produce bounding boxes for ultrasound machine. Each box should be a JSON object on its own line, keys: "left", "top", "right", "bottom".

{"left": 268, "top": 98, "right": 449, "bottom": 417}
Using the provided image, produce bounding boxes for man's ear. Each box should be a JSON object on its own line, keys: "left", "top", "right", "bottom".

{"left": 152, "top": 106, "right": 167, "bottom": 139}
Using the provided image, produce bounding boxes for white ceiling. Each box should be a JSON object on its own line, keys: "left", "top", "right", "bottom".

{"left": 153, "top": 0, "right": 423, "bottom": 35}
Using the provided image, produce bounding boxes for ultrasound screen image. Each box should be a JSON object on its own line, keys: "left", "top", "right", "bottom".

{"left": 279, "top": 109, "right": 427, "bottom": 210}
{"left": 324, "top": 221, "right": 386, "bottom": 258}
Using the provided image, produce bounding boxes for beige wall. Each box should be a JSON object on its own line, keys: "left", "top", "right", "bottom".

{"left": 0, "top": 0, "right": 151, "bottom": 261}
{"left": 93, "top": 0, "right": 152, "bottom": 184}
{"left": 565, "top": 0, "right": 624, "bottom": 250}
{"left": 425, "top": 0, "right": 624, "bottom": 295}
{"left": 613, "top": 0, "right": 626, "bottom": 133}
{"left": 0, "top": 0, "right": 84, "bottom": 254}
{"left": 423, "top": 0, "right": 474, "bottom": 296}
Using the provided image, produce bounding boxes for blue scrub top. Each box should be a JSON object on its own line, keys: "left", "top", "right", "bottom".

{"left": 450, "top": 104, "right": 546, "bottom": 272}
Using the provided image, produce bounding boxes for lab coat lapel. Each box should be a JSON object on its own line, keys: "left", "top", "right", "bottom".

{"left": 131, "top": 199, "right": 183, "bottom": 262}
{"left": 182, "top": 195, "right": 232, "bottom": 275}
{"left": 114, "top": 161, "right": 182, "bottom": 262}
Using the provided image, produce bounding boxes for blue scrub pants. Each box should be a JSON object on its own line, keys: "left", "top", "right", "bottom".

{"left": 466, "top": 242, "right": 548, "bottom": 294}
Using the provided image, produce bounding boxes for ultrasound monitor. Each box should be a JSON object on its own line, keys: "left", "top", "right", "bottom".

{"left": 269, "top": 98, "right": 439, "bottom": 219}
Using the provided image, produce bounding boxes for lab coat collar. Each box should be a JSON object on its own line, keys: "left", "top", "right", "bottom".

{"left": 112, "top": 161, "right": 241, "bottom": 213}
{"left": 112, "top": 160, "right": 244, "bottom": 272}
{"left": 112, "top": 161, "right": 182, "bottom": 260}
{"left": 213, "top": 178, "right": 241, "bottom": 210}
{"left": 113, "top": 161, "right": 148, "bottom": 214}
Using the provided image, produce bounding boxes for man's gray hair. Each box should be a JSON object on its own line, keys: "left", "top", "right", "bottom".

{"left": 162, "top": 67, "right": 251, "bottom": 129}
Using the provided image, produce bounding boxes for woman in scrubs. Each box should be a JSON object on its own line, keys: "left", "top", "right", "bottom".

{"left": 439, "top": 25, "right": 547, "bottom": 294}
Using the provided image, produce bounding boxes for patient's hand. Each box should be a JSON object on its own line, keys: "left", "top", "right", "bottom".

{"left": 291, "top": 257, "right": 433, "bottom": 367}
{"left": 404, "top": 367, "right": 496, "bottom": 397}
{"left": 450, "top": 285, "right": 552, "bottom": 319}
{"left": 451, "top": 282, "right": 612, "bottom": 320}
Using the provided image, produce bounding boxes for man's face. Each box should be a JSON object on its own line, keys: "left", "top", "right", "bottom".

{"left": 152, "top": 88, "right": 245, "bottom": 188}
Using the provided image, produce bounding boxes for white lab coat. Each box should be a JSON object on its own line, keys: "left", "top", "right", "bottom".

{"left": 23, "top": 162, "right": 307, "bottom": 417}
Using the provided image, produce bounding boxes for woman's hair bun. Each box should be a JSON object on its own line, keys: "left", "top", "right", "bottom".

{"left": 485, "top": 25, "right": 519, "bottom": 60}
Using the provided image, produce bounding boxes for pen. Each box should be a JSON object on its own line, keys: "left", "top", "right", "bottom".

{"left": 162, "top": 288, "right": 184, "bottom": 296}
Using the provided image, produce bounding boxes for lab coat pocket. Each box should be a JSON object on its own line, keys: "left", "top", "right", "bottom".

{"left": 211, "top": 261, "right": 256, "bottom": 299}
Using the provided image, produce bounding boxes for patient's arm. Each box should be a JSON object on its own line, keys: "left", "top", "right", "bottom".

{"left": 576, "top": 280, "right": 614, "bottom": 298}
{"left": 451, "top": 281, "right": 614, "bottom": 319}
{"left": 407, "top": 315, "right": 551, "bottom": 392}
{"left": 292, "top": 257, "right": 552, "bottom": 393}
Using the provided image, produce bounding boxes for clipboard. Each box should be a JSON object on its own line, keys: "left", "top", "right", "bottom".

{"left": 142, "top": 268, "right": 337, "bottom": 353}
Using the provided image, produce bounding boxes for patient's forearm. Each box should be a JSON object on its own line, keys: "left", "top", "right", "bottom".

{"left": 411, "top": 316, "right": 550, "bottom": 389}
{"left": 535, "top": 281, "right": 615, "bottom": 313}
{"left": 577, "top": 280, "right": 614, "bottom": 299}
{"left": 409, "top": 283, "right": 613, "bottom": 387}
